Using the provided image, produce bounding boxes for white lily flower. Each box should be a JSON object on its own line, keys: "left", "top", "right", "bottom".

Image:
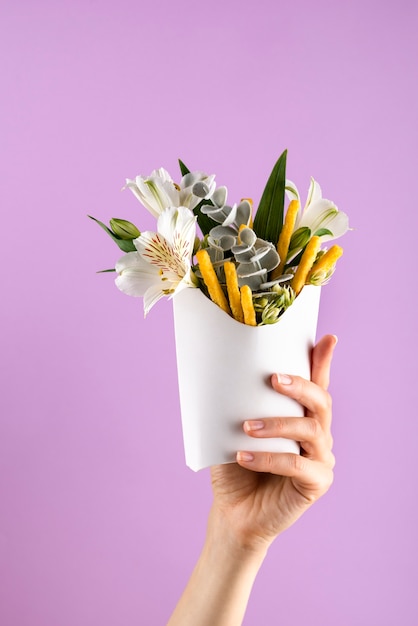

{"left": 115, "top": 206, "right": 197, "bottom": 315}
{"left": 285, "top": 177, "right": 349, "bottom": 258}
{"left": 125, "top": 168, "right": 217, "bottom": 218}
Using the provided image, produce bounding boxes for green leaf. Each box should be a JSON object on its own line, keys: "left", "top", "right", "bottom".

{"left": 285, "top": 247, "right": 305, "bottom": 268}
{"left": 97, "top": 268, "right": 116, "bottom": 273}
{"left": 192, "top": 199, "right": 219, "bottom": 236}
{"left": 178, "top": 159, "right": 191, "bottom": 176}
{"left": 314, "top": 228, "right": 333, "bottom": 238}
{"left": 114, "top": 239, "right": 136, "bottom": 253}
{"left": 253, "top": 150, "right": 287, "bottom": 244}
{"left": 88, "top": 215, "right": 136, "bottom": 252}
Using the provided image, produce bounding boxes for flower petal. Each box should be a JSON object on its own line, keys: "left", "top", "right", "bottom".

{"left": 143, "top": 283, "right": 166, "bottom": 315}
{"left": 115, "top": 252, "right": 159, "bottom": 297}
{"left": 298, "top": 199, "right": 349, "bottom": 240}
{"left": 157, "top": 206, "right": 196, "bottom": 258}
{"left": 125, "top": 168, "right": 180, "bottom": 217}
{"left": 304, "top": 177, "right": 322, "bottom": 210}
{"left": 285, "top": 179, "right": 300, "bottom": 202}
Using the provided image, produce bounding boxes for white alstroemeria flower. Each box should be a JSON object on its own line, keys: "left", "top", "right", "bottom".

{"left": 125, "top": 168, "right": 180, "bottom": 218}
{"left": 125, "top": 168, "right": 217, "bottom": 218}
{"left": 115, "top": 206, "right": 197, "bottom": 315}
{"left": 285, "top": 177, "right": 349, "bottom": 258}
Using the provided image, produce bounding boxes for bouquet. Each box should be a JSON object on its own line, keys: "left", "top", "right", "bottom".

{"left": 90, "top": 150, "right": 349, "bottom": 470}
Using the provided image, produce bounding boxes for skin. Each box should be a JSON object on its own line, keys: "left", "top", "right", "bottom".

{"left": 167, "top": 334, "right": 337, "bottom": 626}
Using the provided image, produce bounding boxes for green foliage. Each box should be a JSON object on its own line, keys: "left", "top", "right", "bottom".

{"left": 193, "top": 199, "right": 219, "bottom": 236}
{"left": 109, "top": 218, "right": 140, "bottom": 240}
{"left": 178, "top": 159, "right": 191, "bottom": 176}
{"left": 313, "top": 228, "right": 333, "bottom": 237}
{"left": 253, "top": 150, "right": 287, "bottom": 244}
{"left": 88, "top": 215, "right": 136, "bottom": 253}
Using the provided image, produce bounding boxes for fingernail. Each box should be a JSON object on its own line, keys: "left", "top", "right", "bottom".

{"left": 244, "top": 420, "right": 265, "bottom": 432}
{"left": 276, "top": 373, "right": 292, "bottom": 385}
{"left": 332, "top": 334, "right": 338, "bottom": 345}
{"left": 237, "top": 451, "right": 254, "bottom": 462}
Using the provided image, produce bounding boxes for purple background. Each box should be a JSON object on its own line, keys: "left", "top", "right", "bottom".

{"left": 1, "top": 1, "right": 417, "bottom": 624}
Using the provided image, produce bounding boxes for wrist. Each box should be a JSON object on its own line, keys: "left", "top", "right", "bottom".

{"left": 206, "top": 505, "right": 270, "bottom": 565}
{"left": 167, "top": 510, "right": 267, "bottom": 626}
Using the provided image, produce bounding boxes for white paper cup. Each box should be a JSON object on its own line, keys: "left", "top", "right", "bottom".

{"left": 173, "top": 285, "right": 321, "bottom": 472}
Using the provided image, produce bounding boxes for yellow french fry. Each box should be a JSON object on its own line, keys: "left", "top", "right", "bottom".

{"left": 307, "top": 245, "right": 343, "bottom": 281}
{"left": 224, "top": 262, "right": 244, "bottom": 323}
{"left": 196, "top": 249, "right": 231, "bottom": 315}
{"left": 240, "top": 284, "right": 257, "bottom": 326}
{"left": 291, "top": 235, "right": 321, "bottom": 295}
{"left": 271, "top": 199, "right": 300, "bottom": 279}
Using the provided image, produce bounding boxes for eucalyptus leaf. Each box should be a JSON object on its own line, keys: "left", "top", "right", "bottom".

{"left": 253, "top": 150, "right": 287, "bottom": 244}
{"left": 193, "top": 199, "right": 219, "bottom": 236}
{"left": 88, "top": 215, "right": 136, "bottom": 252}
{"left": 178, "top": 159, "right": 191, "bottom": 176}
{"left": 97, "top": 268, "right": 117, "bottom": 273}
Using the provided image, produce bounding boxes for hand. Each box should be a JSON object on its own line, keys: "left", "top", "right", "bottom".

{"left": 168, "top": 335, "right": 337, "bottom": 626}
{"left": 209, "top": 334, "right": 337, "bottom": 554}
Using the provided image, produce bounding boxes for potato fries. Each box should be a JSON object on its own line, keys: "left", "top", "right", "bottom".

{"left": 291, "top": 235, "right": 321, "bottom": 295}
{"left": 224, "top": 262, "right": 244, "bottom": 323}
{"left": 240, "top": 285, "right": 257, "bottom": 326}
{"left": 271, "top": 199, "right": 300, "bottom": 279}
{"left": 196, "top": 249, "right": 231, "bottom": 315}
{"left": 307, "top": 245, "right": 343, "bottom": 282}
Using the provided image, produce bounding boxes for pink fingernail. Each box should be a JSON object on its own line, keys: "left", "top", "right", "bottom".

{"left": 277, "top": 373, "right": 292, "bottom": 385}
{"left": 244, "top": 420, "right": 265, "bottom": 432}
{"left": 237, "top": 451, "right": 254, "bottom": 462}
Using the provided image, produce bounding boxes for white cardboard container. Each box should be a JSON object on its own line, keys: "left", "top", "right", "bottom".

{"left": 173, "top": 285, "right": 321, "bottom": 472}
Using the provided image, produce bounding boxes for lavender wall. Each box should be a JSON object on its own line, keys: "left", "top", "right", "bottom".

{"left": 1, "top": 1, "right": 416, "bottom": 624}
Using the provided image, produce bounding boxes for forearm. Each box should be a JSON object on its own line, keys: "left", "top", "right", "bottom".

{"left": 167, "top": 509, "right": 268, "bottom": 626}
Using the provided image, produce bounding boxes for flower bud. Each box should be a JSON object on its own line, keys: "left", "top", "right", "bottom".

{"left": 307, "top": 267, "right": 335, "bottom": 286}
{"left": 110, "top": 218, "right": 140, "bottom": 240}
{"left": 263, "top": 307, "right": 281, "bottom": 323}
{"left": 289, "top": 227, "right": 311, "bottom": 253}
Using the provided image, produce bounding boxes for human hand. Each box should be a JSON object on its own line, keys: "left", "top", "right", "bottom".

{"left": 209, "top": 334, "right": 337, "bottom": 554}
{"left": 168, "top": 336, "right": 337, "bottom": 626}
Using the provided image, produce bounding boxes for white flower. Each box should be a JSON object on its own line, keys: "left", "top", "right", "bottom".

{"left": 125, "top": 168, "right": 216, "bottom": 217}
{"left": 125, "top": 168, "right": 179, "bottom": 218}
{"left": 285, "top": 177, "right": 349, "bottom": 258}
{"left": 115, "top": 207, "right": 197, "bottom": 315}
